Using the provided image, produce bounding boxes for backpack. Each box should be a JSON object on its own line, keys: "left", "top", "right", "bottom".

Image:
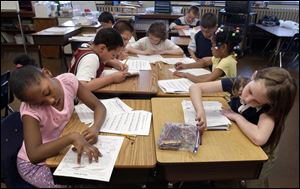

{"left": 259, "top": 15, "right": 280, "bottom": 27}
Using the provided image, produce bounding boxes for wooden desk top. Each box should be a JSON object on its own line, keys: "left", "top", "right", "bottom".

{"left": 94, "top": 64, "right": 159, "bottom": 97}
{"left": 32, "top": 26, "right": 81, "bottom": 46}
{"left": 32, "top": 26, "right": 80, "bottom": 36}
{"left": 46, "top": 99, "right": 156, "bottom": 168}
{"left": 256, "top": 24, "right": 298, "bottom": 38}
{"left": 151, "top": 97, "right": 268, "bottom": 164}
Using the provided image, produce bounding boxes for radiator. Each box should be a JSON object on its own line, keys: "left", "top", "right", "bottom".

{"left": 96, "top": 5, "right": 299, "bottom": 23}
{"left": 253, "top": 8, "right": 299, "bottom": 22}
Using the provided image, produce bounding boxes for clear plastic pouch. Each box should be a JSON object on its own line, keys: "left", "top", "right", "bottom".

{"left": 158, "top": 122, "right": 200, "bottom": 153}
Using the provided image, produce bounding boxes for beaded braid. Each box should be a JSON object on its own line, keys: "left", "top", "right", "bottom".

{"left": 213, "top": 25, "right": 242, "bottom": 56}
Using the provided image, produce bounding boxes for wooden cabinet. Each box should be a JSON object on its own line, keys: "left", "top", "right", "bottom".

{"left": 33, "top": 17, "right": 59, "bottom": 58}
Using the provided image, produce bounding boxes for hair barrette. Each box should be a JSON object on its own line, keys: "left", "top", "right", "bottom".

{"left": 16, "top": 64, "right": 23, "bottom": 69}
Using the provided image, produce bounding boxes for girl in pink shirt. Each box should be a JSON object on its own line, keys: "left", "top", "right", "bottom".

{"left": 10, "top": 55, "right": 107, "bottom": 188}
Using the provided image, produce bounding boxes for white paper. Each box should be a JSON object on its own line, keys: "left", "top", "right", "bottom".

{"left": 161, "top": 57, "right": 195, "bottom": 64}
{"left": 82, "top": 33, "right": 96, "bottom": 37}
{"left": 169, "top": 68, "right": 211, "bottom": 76}
{"left": 100, "top": 110, "right": 152, "bottom": 136}
{"left": 75, "top": 98, "right": 133, "bottom": 124}
{"left": 42, "top": 27, "right": 74, "bottom": 34}
{"left": 137, "top": 54, "right": 163, "bottom": 63}
{"left": 101, "top": 69, "right": 139, "bottom": 77}
{"left": 158, "top": 78, "right": 194, "bottom": 93}
{"left": 182, "top": 100, "right": 231, "bottom": 130}
{"left": 53, "top": 136, "right": 124, "bottom": 182}
{"left": 181, "top": 27, "right": 200, "bottom": 36}
{"left": 120, "top": 59, "right": 152, "bottom": 70}
{"left": 69, "top": 36, "right": 94, "bottom": 42}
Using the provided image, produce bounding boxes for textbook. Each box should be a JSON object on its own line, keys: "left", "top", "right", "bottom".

{"left": 182, "top": 100, "right": 231, "bottom": 130}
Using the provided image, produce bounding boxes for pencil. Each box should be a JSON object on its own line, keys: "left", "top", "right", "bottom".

{"left": 124, "top": 58, "right": 128, "bottom": 65}
{"left": 158, "top": 62, "right": 162, "bottom": 70}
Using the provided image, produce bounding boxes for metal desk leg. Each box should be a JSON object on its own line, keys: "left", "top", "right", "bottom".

{"left": 268, "top": 38, "right": 282, "bottom": 66}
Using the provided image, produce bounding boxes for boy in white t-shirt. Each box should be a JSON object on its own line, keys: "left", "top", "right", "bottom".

{"left": 69, "top": 28, "right": 130, "bottom": 92}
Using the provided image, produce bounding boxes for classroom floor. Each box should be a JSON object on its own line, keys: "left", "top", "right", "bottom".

{"left": 1, "top": 48, "right": 299, "bottom": 188}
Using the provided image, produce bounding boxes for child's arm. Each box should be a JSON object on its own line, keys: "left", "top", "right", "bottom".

{"left": 189, "top": 80, "right": 223, "bottom": 132}
{"left": 76, "top": 82, "right": 106, "bottom": 144}
{"left": 221, "top": 110, "right": 275, "bottom": 146}
{"left": 175, "top": 67, "right": 223, "bottom": 83}
{"left": 22, "top": 116, "right": 100, "bottom": 164}
{"left": 80, "top": 72, "right": 129, "bottom": 92}
{"left": 106, "top": 59, "right": 128, "bottom": 71}
{"left": 126, "top": 46, "right": 154, "bottom": 55}
{"left": 174, "top": 25, "right": 190, "bottom": 30}
{"left": 188, "top": 48, "right": 199, "bottom": 61}
{"left": 159, "top": 48, "right": 184, "bottom": 55}
{"left": 174, "top": 57, "right": 212, "bottom": 70}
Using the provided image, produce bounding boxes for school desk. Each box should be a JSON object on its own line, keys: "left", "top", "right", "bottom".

{"left": 93, "top": 64, "right": 159, "bottom": 99}
{"left": 157, "top": 62, "right": 227, "bottom": 97}
{"left": 256, "top": 24, "right": 298, "bottom": 65}
{"left": 46, "top": 99, "right": 156, "bottom": 185}
{"left": 151, "top": 97, "right": 268, "bottom": 183}
{"left": 32, "top": 26, "right": 81, "bottom": 71}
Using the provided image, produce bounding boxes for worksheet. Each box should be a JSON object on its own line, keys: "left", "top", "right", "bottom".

{"left": 54, "top": 136, "right": 124, "bottom": 182}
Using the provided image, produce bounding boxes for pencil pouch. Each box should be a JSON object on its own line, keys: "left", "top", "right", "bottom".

{"left": 158, "top": 122, "right": 199, "bottom": 153}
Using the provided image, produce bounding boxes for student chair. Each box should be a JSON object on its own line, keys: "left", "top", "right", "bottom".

{"left": 279, "top": 33, "right": 299, "bottom": 68}
{"left": 1, "top": 71, "right": 14, "bottom": 117}
{"left": 1, "top": 112, "right": 34, "bottom": 188}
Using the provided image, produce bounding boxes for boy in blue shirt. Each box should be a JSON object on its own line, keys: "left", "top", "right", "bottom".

{"left": 188, "top": 13, "right": 217, "bottom": 61}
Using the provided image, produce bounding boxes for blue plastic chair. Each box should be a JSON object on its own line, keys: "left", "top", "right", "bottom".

{"left": 1, "top": 112, "right": 34, "bottom": 188}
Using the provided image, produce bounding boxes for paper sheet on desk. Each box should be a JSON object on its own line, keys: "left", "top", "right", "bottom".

{"left": 53, "top": 136, "right": 124, "bottom": 182}
{"left": 169, "top": 68, "right": 211, "bottom": 76}
{"left": 137, "top": 54, "right": 163, "bottom": 63}
{"left": 182, "top": 100, "right": 231, "bottom": 130}
{"left": 182, "top": 27, "right": 200, "bottom": 36}
{"left": 75, "top": 97, "right": 133, "bottom": 124}
{"left": 158, "top": 78, "right": 194, "bottom": 93}
{"left": 161, "top": 57, "right": 195, "bottom": 64}
{"left": 69, "top": 36, "right": 94, "bottom": 42}
{"left": 100, "top": 110, "right": 152, "bottom": 136}
{"left": 120, "top": 59, "right": 152, "bottom": 70}
{"left": 101, "top": 69, "right": 140, "bottom": 77}
{"left": 41, "top": 27, "right": 74, "bottom": 34}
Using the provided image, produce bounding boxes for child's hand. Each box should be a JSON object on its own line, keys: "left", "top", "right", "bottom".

{"left": 111, "top": 71, "right": 130, "bottom": 83}
{"left": 220, "top": 109, "right": 240, "bottom": 121}
{"left": 195, "top": 113, "right": 206, "bottom": 134}
{"left": 173, "top": 71, "right": 186, "bottom": 78}
{"left": 118, "top": 51, "right": 129, "bottom": 60}
{"left": 117, "top": 62, "right": 128, "bottom": 71}
{"left": 82, "top": 126, "right": 99, "bottom": 145}
{"left": 174, "top": 62, "right": 186, "bottom": 70}
{"left": 71, "top": 133, "right": 102, "bottom": 164}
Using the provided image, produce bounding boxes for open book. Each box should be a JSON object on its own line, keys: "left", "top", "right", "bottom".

{"left": 182, "top": 100, "right": 231, "bottom": 130}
